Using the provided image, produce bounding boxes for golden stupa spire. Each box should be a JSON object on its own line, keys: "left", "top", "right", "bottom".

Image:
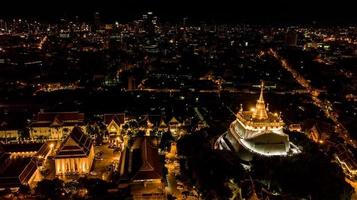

{"left": 252, "top": 81, "right": 268, "bottom": 120}
{"left": 258, "top": 81, "right": 265, "bottom": 102}
{"left": 239, "top": 104, "right": 243, "bottom": 113}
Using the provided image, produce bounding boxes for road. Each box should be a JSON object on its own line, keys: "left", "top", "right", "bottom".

{"left": 89, "top": 144, "right": 121, "bottom": 181}
{"left": 130, "top": 87, "right": 313, "bottom": 95}
{"left": 268, "top": 48, "right": 356, "bottom": 148}
{"left": 345, "top": 178, "right": 357, "bottom": 199}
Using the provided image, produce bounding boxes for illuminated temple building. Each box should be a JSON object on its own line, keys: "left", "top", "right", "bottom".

{"left": 30, "top": 111, "right": 85, "bottom": 140}
{"left": 55, "top": 127, "right": 94, "bottom": 175}
{"left": 216, "top": 82, "right": 291, "bottom": 157}
{"left": 0, "top": 142, "right": 53, "bottom": 189}
{"left": 118, "top": 136, "right": 165, "bottom": 200}
{"left": 104, "top": 113, "right": 126, "bottom": 146}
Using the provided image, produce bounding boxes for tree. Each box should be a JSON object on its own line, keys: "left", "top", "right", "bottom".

{"left": 35, "top": 178, "right": 64, "bottom": 199}
{"left": 79, "top": 178, "right": 110, "bottom": 198}
{"left": 160, "top": 131, "right": 174, "bottom": 151}
{"left": 116, "top": 187, "right": 131, "bottom": 199}
{"left": 19, "top": 128, "right": 30, "bottom": 140}
{"left": 86, "top": 124, "right": 95, "bottom": 135}
{"left": 177, "top": 133, "right": 246, "bottom": 199}
{"left": 251, "top": 133, "right": 354, "bottom": 200}
{"left": 122, "top": 123, "right": 129, "bottom": 130}
{"left": 18, "top": 184, "right": 31, "bottom": 195}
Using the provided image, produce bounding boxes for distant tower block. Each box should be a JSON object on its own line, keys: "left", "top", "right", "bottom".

{"left": 94, "top": 12, "right": 101, "bottom": 31}
{"left": 0, "top": 19, "right": 5, "bottom": 31}
{"left": 128, "top": 76, "right": 136, "bottom": 91}
{"left": 285, "top": 30, "right": 298, "bottom": 46}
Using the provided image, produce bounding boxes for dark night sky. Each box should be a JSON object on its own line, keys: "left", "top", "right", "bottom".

{"left": 1, "top": 0, "right": 356, "bottom": 24}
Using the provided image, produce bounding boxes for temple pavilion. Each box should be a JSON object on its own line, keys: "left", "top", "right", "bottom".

{"left": 54, "top": 127, "right": 94, "bottom": 175}
{"left": 215, "top": 81, "right": 291, "bottom": 157}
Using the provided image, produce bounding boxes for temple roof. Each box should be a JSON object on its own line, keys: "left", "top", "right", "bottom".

{"left": 131, "top": 137, "right": 163, "bottom": 181}
{"left": 37, "top": 112, "right": 84, "bottom": 122}
{"left": 55, "top": 127, "right": 93, "bottom": 158}
{"left": 159, "top": 119, "right": 167, "bottom": 128}
{"left": 237, "top": 81, "right": 284, "bottom": 128}
{"left": 169, "top": 117, "right": 179, "bottom": 124}
{"left": 237, "top": 111, "right": 284, "bottom": 129}
{"left": 0, "top": 157, "right": 37, "bottom": 188}
{"left": 50, "top": 115, "right": 63, "bottom": 127}
{"left": 252, "top": 81, "right": 268, "bottom": 120}
{"left": 31, "top": 112, "right": 85, "bottom": 127}
{"left": 104, "top": 113, "right": 125, "bottom": 125}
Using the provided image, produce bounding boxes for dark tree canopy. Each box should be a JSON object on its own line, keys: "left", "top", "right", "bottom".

{"left": 35, "top": 178, "right": 64, "bottom": 199}
{"left": 251, "top": 132, "right": 353, "bottom": 200}
{"left": 178, "top": 133, "right": 246, "bottom": 199}
{"left": 78, "top": 177, "right": 110, "bottom": 198}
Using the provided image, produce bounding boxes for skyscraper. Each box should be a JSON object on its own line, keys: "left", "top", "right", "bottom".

{"left": 94, "top": 11, "right": 101, "bottom": 31}
{"left": 285, "top": 30, "right": 298, "bottom": 46}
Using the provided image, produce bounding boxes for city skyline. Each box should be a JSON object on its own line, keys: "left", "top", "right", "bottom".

{"left": 1, "top": 0, "right": 356, "bottom": 24}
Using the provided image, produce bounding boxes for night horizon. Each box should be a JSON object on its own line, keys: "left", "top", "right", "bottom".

{"left": 1, "top": 0, "right": 357, "bottom": 24}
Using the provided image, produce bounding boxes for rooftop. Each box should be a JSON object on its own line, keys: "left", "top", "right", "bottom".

{"left": 55, "top": 127, "right": 93, "bottom": 158}
{"left": 31, "top": 111, "right": 85, "bottom": 127}
{"left": 236, "top": 81, "right": 284, "bottom": 129}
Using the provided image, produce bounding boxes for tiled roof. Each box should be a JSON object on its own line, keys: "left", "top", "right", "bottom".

{"left": 132, "top": 137, "right": 163, "bottom": 181}
{"left": 104, "top": 113, "right": 125, "bottom": 125}
{"left": 159, "top": 120, "right": 167, "bottom": 128}
{"left": 31, "top": 112, "right": 85, "bottom": 127}
{"left": 169, "top": 117, "right": 179, "bottom": 124}
{"left": 0, "top": 157, "right": 37, "bottom": 188}
{"left": 37, "top": 112, "right": 84, "bottom": 121}
{"left": 55, "top": 127, "right": 93, "bottom": 158}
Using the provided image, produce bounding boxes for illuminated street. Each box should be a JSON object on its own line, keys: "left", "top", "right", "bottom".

{"left": 269, "top": 48, "right": 356, "bottom": 147}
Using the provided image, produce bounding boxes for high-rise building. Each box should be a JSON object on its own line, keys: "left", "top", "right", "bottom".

{"left": 0, "top": 20, "right": 7, "bottom": 32}
{"left": 94, "top": 12, "right": 101, "bottom": 31}
{"left": 285, "top": 30, "right": 298, "bottom": 46}
{"left": 143, "top": 11, "right": 156, "bottom": 35}
{"left": 128, "top": 76, "right": 136, "bottom": 91}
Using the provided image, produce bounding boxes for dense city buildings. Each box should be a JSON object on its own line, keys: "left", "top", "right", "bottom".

{"left": 0, "top": 5, "right": 356, "bottom": 199}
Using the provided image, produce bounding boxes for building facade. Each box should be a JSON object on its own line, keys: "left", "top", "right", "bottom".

{"left": 30, "top": 111, "right": 85, "bottom": 140}
{"left": 55, "top": 127, "right": 94, "bottom": 175}
{"left": 104, "top": 113, "right": 126, "bottom": 146}
{"left": 0, "top": 129, "right": 19, "bottom": 141}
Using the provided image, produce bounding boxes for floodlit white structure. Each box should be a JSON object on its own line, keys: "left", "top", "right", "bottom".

{"left": 216, "top": 81, "right": 291, "bottom": 157}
